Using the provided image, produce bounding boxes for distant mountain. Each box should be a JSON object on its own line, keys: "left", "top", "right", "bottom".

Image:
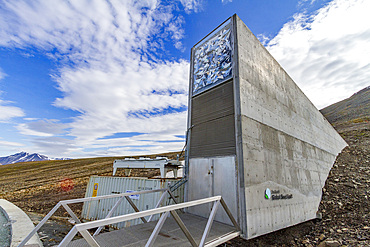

{"left": 320, "top": 86, "right": 370, "bottom": 125}
{"left": 0, "top": 152, "right": 70, "bottom": 165}
{"left": 0, "top": 152, "right": 48, "bottom": 165}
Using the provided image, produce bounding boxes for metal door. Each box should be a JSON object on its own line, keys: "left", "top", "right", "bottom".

{"left": 188, "top": 156, "right": 237, "bottom": 225}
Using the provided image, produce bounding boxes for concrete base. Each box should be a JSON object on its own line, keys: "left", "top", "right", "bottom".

{"left": 0, "top": 199, "right": 42, "bottom": 247}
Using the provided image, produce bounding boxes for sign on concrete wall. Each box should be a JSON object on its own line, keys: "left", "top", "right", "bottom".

{"left": 192, "top": 19, "right": 233, "bottom": 95}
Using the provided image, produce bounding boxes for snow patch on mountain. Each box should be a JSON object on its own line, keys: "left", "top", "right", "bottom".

{"left": 0, "top": 152, "right": 70, "bottom": 165}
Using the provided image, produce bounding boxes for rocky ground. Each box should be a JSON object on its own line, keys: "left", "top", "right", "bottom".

{"left": 0, "top": 122, "right": 368, "bottom": 246}
{"left": 226, "top": 121, "right": 370, "bottom": 247}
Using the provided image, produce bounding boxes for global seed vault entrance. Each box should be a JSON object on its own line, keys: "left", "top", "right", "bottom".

{"left": 19, "top": 14, "right": 347, "bottom": 247}
{"left": 186, "top": 14, "right": 347, "bottom": 239}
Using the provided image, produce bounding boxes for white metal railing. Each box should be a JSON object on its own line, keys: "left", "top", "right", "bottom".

{"left": 18, "top": 188, "right": 178, "bottom": 247}
{"left": 58, "top": 196, "right": 240, "bottom": 247}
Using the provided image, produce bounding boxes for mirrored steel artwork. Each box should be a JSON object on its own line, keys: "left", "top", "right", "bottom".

{"left": 193, "top": 22, "right": 232, "bottom": 94}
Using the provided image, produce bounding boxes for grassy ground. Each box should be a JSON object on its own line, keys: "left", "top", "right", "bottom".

{"left": 1, "top": 122, "right": 368, "bottom": 246}
{"left": 0, "top": 152, "right": 180, "bottom": 217}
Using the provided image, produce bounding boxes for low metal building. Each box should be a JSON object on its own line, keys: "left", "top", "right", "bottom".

{"left": 81, "top": 176, "right": 185, "bottom": 229}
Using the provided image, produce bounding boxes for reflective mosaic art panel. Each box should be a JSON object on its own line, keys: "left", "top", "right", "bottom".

{"left": 193, "top": 21, "right": 233, "bottom": 95}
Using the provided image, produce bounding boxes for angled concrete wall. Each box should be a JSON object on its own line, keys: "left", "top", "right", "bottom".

{"left": 234, "top": 15, "right": 347, "bottom": 238}
{"left": 186, "top": 14, "right": 347, "bottom": 240}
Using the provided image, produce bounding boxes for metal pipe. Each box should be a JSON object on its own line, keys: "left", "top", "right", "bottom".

{"left": 59, "top": 189, "right": 166, "bottom": 204}
{"left": 199, "top": 200, "right": 220, "bottom": 247}
{"left": 220, "top": 198, "right": 241, "bottom": 231}
{"left": 19, "top": 189, "right": 166, "bottom": 246}
{"left": 170, "top": 210, "right": 197, "bottom": 247}
{"left": 147, "top": 190, "right": 168, "bottom": 222}
{"left": 145, "top": 211, "right": 170, "bottom": 247}
{"left": 93, "top": 196, "right": 126, "bottom": 236}
{"left": 58, "top": 226, "right": 78, "bottom": 247}
{"left": 79, "top": 230, "right": 100, "bottom": 247}
{"left": 124, "top": 196, "right": 147, "bottom": 223}
{"left": 61, "top": 203, "right": 81, "bottom": 225}
{"left": 18, "top": 202, "right": 61, "bottom": 247}
{"left": 74, "top": 196, "right": 222, "bottom": 232}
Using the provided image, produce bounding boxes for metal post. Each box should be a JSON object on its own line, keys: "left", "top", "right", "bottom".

{"left": 79, "top": 230, "right": 101, "bottom": 247}
{"left": 145, "top": 211, "right": 170, "bottom": 247}
{"left": 199, "top": 200, "right": 220, "bottom": 247}
{"left": 61, "top": 203, "right": 81, "bottom": 224}
{"left": 148, "top": 190, "right": 168, "bottom": 222}
{"left": 58, "top": 226, "right": 78, "bottom": 247}
{"left": 220, "top": 198, "right": 241, "bottom": 231}
{"left": 125, "top": 196, "right": 147, "bottom": 223}
{"left": 167, "top": 189, "right": 179, "bottom": 204}
{"left": 18, "top": 202, "right": 62, "bottom": 247}
{"left": 93, "top": 196, "right": 126, "bottom": 236}
{"left": 170, "top": 210, "right": 198, "bottom": 247}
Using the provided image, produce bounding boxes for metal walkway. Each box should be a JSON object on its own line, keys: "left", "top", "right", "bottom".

{"left": 66, "top": 213, "right": 239, "bottom": 247}
{"left": 19, "top": 189, "right": 240, "bottom": 247}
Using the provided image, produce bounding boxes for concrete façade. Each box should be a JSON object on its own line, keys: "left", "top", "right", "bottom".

{"left": 186, "top": 14, "right": 347, "bottom": 239}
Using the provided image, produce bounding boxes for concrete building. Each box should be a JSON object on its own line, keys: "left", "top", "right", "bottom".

{"left": 186, "top": 14, "right": 347, "bottom": 239}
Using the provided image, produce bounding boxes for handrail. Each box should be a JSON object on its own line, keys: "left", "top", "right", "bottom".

{"left": 58, "top": 196, "right": 241, "bottom": 247}
{"left": 18, "top": 188, "right": 177, "bottom": 247}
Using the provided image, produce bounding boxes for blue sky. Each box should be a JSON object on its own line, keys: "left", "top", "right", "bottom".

{"left": 0, "top": 0, "right": 369, "bottom": 158}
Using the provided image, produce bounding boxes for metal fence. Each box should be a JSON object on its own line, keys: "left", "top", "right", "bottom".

{"left": 59, "top": 196, "right": 240, "bottom": 247}
{"left": 18, "top": 189, "right": 178, "bottom": 247}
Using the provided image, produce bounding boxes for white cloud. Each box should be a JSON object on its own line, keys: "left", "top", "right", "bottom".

{"left": 0, "top": 68, "right": 24, "bottom": 122}
{"left": 0, "top": 68, "right": 6, "bottom": 80}
{"left": 16, "top": 123, "right": 53, "bottom": 137}
{"left": 179, "top": 0, "right": 203, "bottom": 13}
{"left": 16, "top": 119, "right": 67, "bottom": 137}
{"left": 0, "top": 137, "right": 24, "bottom": 158}
{"left": 298, "top": 0, "right": 317, "bottom": 8}
{"left": 30, "top": 137, "right": 80, "bottom": 158}
{"left": 0, "top": 0, "right": 193, "bottom": 156}
{"left": 0, "top": 138, "right": 24, "bottom": 147}
{"left": 266, "top": 0, "right": 370, "bottom": 109}
{"left": 257, "top": 34, "right": 270, "bottom": 46}
{"left": 0, "top": 99, "right": 25, "bottom": 122}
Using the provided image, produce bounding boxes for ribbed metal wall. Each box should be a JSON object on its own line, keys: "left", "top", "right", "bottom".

{"left": 189, "top": 80, "right": 236, "bottom": 158}
{"left": 81, "top": 176, "right": 184, "bottom": 229}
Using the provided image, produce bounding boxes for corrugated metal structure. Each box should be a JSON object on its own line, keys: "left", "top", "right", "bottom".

{"left": 81, "top": 176, "right": 184, "bottom": 229}
{"left": 186, "top": 14, "right": 347, "bottom": 239}
{"left": 190, "top": 80, "right": 236, "bottom": 157}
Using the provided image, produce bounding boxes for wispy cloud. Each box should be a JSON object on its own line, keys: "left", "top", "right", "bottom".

{"left": 0, "top": 137, "right": 24, "bottom": 159}
{"left": 0, "top": 138, "right": 24, "bottom": 147}
{"left": 221, "top": 0, "right": 232, "bottom": 4}
{"left": 0, "top": 0, "right": 194, "bottom": 157}
{"left": 0, "top": 68, "right": 6, "bottom": 80}
{"left": 179, "top": 0, "right": 203, "bottom": 13}
{"left": 30, "top": 137, "right": 79, "bottom": 158}
{"left": 0, "top": 68, "right": 24, "bottom": 121}
{"left": 298, "top": 0, "right": 318, "bottom": 8}
{"left": 257, "top": 34, "right": 271, "bottom": 46}
{"left": 266, "top": 0, "right": 370, "bottom": 109}
{"left": 16, "top": 119, "right": 67, "bottom": 137}
{"left": 0, "top": 102, "right": 24, "bottom": 122}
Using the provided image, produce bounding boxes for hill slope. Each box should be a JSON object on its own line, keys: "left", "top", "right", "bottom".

{"left": 320, "top": 86, "right": 370, "bottom": 126}
{"left": 0, "top": 152, "right": 180, "bottom": 216}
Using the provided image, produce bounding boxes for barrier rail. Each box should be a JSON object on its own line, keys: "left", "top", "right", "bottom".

{"left": 18, "top": 188, "right": 177, "bottom": 247}
{"left": 58, "top": 196, "right": 240, "bottom": 247}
